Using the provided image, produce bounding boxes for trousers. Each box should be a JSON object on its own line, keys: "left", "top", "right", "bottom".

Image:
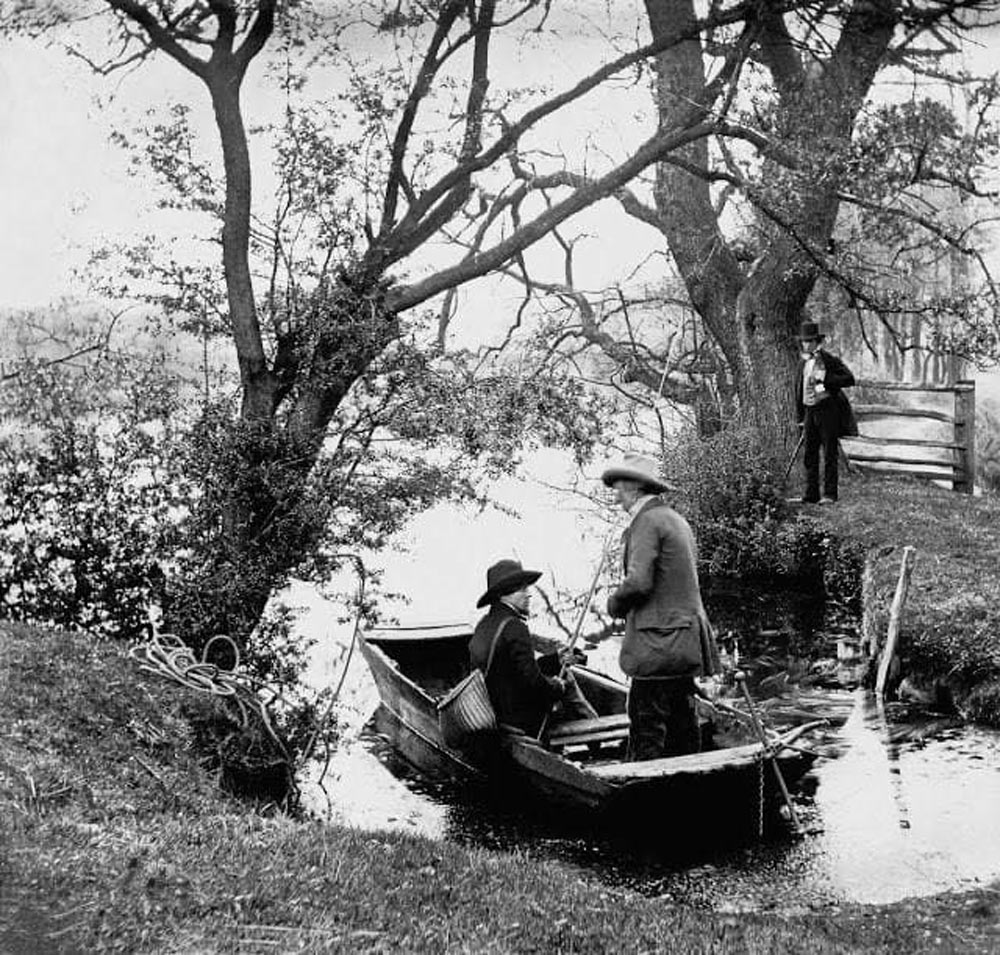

{"left": 803, "top": 401, "right": 840, "bottom": 501}
{"left": 626, "top": 676, "right": 699, "bottom": 761}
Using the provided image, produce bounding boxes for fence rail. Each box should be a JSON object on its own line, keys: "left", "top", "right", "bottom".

{"left": 842, "top": 379, "right": 975, "bottom": 494}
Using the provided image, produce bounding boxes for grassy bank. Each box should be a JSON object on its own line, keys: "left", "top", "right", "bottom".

{"left": 809, "top": 470, "right": 1000, "bottom": 722}
{"left": 2, "top": 623, "right": 1000, "bottom": 953}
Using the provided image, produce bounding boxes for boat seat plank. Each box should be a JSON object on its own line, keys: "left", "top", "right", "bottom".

{"left": 588, "top": 741, "right": 798, "bottom": 780}
{"left": 547, "top": 714, "right": 630, "bottom": 748}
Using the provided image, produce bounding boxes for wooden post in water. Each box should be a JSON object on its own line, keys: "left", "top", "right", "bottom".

{"left": 953, "top": 380, "right": 976, "bottom": 494}
{"left": 876, "top": 546, "right": 917, "bottom": 699}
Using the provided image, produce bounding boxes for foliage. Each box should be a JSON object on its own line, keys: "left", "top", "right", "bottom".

{"left": 964, "top": 680, "right": 1000, "bottom": 724}
{"left": 661, "top": 420, "right": 867, "bottom": 596}
{"left": 0, "top": 358, "right": 190, "bottom": 641}
{"left": 0, "top": 302, "right": 608, "bottom": 673}
{"left": 664, "top": 422, "right": 790, "bottom": 578}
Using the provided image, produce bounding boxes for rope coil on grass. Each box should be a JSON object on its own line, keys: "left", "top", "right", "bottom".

{"left": 129, "top": 554, "right": 368, "bottom": 791}
{"left": 128, "top": 629, "right": 287, "bottom": 760}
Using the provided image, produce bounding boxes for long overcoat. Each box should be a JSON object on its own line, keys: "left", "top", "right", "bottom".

{"left": 607, "top": 498, "right": 720, "bottom": 679}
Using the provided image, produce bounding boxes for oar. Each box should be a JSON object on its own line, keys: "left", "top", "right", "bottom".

{"left": 736, "top": 671, "right": 803, "bottom": 835}
{"left": 704, "top": 696, "right": 824, "bottom": 757}
{"left": 536, "top": 542, "right": 610, "bottom": 741}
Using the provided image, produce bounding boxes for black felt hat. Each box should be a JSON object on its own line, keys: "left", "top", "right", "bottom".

{"left": 476, "top": 559, "right": 542, "bottom": 608}
{"left": 798, "top": 320, "right": 826, "bottom": 342}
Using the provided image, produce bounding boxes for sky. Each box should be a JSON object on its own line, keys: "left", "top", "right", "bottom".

{"left": 3, "top": 7, "right": 1000, "bottom": 632}
{"left": 0, "top": 6, "right": 658, "bottom": 632}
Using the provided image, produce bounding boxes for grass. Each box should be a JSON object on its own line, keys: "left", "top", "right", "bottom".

{"left": 812, "top": 470, "right": 1000, "bottom": 721}
{"left": 3, "top": 620, "right": 1000, "bottom": 952}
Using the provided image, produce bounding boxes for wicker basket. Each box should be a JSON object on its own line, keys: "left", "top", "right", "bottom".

{"left": 437, "top": 668, "right": 497, "bottom": 742}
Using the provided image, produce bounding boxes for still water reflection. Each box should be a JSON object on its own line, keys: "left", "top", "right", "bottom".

{"left": 300, "top": 589, "right": 1000, "bottom": 909}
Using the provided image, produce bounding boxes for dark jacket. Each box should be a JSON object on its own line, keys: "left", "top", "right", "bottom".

{"left": 795, "top": 348, "right": 858, "bottom": 437}
{"left": 607, "top": 498, "right": 720, "bottom": 679}
{"left": 469, "top": 603, "right": 563, "bottom": 735}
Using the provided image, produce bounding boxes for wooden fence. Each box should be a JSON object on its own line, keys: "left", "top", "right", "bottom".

{"left": 842, "top": 379, "right": 976, "bottom": 494}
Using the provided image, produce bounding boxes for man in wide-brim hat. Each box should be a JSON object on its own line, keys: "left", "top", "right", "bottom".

{"left": 469, "top": 558, "right": 596, "bottom": 736}
{"left": 600, "top": 452, "right": 675, "bottom": 495}
{"left": 601, "top": 453, "right": 720, "bottom": 760}
{"left": 794, "top": 319, "right": 857, "bottom": 505}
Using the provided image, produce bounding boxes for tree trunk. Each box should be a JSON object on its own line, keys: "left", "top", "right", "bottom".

{"left": 207, "top": 67, "right": 276, "bottom": 423}
{"left": 734, "top": 253, "right": 809, "bottom": 441}
{"left": 645, "top": 0, "right": 744, "bottom": 419}
{"left": 641, "top": 0, "right": 897, "bottom": 439}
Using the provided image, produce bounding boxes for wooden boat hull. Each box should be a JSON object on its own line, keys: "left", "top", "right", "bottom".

{"left": 358, "top": 628, "right": 815, "bottom": 831}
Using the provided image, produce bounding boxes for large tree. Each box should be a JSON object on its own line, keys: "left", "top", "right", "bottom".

{"left": 17, "top": 0, "right": 762, "bottom": 643}
{"left": 650, "top": 0, "right": 1000, "bottom": 433}
{"left": 501, "top": 0, "right": 1000, "bottom": 437}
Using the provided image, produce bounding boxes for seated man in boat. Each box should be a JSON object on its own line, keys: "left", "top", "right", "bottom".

{"left": 470, "top": 558, "right": 598, "bottom": 738}
{"left": 603, "top": 454, "right": 721, "bottom": 761}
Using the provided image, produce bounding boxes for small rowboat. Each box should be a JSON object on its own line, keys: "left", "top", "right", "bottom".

{"left": 359, "top": 623, "right": 818, "bottom": 835}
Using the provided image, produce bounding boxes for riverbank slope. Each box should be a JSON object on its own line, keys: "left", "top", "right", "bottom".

{"left": 810, "top": 471, "right": 1000, "bottom": 722}
{"left": 2, "top": 621, "right": 999, "bottom": 953}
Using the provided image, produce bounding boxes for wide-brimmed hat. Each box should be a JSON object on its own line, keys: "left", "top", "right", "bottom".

{"left": 600, "top": 453, "right": 674, "bottom": 494}
{"left": 798, "top": 320, "right": 826, "bottom": 342}
{"left": 476, "top": 558, "right": 542, "bottom": 608}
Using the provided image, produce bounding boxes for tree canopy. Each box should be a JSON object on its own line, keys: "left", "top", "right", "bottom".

{"left": 3, "top": 0, "right": 999, "bottom": 647}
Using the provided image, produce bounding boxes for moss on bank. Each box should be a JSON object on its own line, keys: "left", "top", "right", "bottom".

{"left": 811, "top": 471, "right": 1000, "bottom": 723}
{"left": 2, "top": 622, "right": 1000, "bottom": 953}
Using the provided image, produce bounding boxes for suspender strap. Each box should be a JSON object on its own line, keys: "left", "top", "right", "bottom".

{"left": 484, "top": 617, "right": 512, "bottom": 677}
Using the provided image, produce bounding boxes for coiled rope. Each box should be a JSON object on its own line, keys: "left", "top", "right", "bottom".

{"left": 128, "top": 554, "right": 367, "bottom": 781}
{"left": 128, "top": 630, "right": 289, "bottom": 762}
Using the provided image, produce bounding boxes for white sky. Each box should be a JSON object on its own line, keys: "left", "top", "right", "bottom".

{"left": 2, "top": 9, "right": 999, "bottom": 626}
{"left": 0, "top": 10, "right": 657, "bottom": 633}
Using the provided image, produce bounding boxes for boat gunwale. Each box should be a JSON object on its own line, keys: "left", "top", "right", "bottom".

{"left": 359, "top": 630, "right": 816, "bottom": 796}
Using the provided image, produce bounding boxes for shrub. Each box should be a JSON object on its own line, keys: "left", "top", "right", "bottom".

{"left": 662, "top": 420, "right": 862, "bottom": 594}
{"left": 664, "top": 421, "right": 789, "bottom": 578}
{"left": 0, "top": 362, "right": 192, "bottom": 640}
{"left": 964, "top": 680, "right": 1000, "bottom": 724}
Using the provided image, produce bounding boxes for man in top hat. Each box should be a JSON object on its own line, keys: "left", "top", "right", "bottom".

{"left": 603, "top": 453, "right": 720, "bottom": 760}
{"left": 469, "top": 559, "right": 597, "bottom": 737}
{"left": 795, "top": 319, "right": 857, "bottom": 505}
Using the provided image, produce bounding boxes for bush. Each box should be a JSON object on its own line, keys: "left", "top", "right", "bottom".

{"left": 0, "top": 362, "right": 191, "bottom": 640}
{"left": 664, "top": 422, "right": 789, "bottom": 578}
{"left": 663, "top": 421, "right": 861, "bottom": 592}
{"left": 964, "top": 680, "right": 1000, "bottom": 724}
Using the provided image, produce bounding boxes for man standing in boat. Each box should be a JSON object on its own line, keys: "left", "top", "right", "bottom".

{"left": 470, "top": 559, "right": 597, "bottom": 737}
{"left": 603, "top": 454, "right": 720, "bottom": 761}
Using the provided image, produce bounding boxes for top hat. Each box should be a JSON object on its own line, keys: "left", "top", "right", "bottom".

{"left": 797, "top": 320, "right": 826, "bottom": 342}
{"left": 476, "top": 558, "right": 542, "bottom": 608}
{"left": 600, "top": 452, "right": 674, "bottom": 494}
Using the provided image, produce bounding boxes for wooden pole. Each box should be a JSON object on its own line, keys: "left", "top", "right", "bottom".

{"left": 875, "top": 546, "right": 917, "bottom": 699}
{"left": 537, "top": 542, "right": 609, "bottom": 741}
{"left": 559, "top": 544, "right": 610, "bottom": 666}
{"left": 953, "top": 380, "right": 976, "bottom": 494}
{"left": 735, "top": 672, "right": 803, "bottom": 835}
{"left": 782, "top": 431, "right": 805, "bottom": 485}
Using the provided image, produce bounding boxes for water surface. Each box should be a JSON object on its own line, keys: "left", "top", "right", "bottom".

{"left": 300, "top": 589, "right": 1000, "bottom": 909}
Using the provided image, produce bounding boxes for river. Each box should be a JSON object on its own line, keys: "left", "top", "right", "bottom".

{"left": 296, "top": 587, "right": 1000, "bottom": 909}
